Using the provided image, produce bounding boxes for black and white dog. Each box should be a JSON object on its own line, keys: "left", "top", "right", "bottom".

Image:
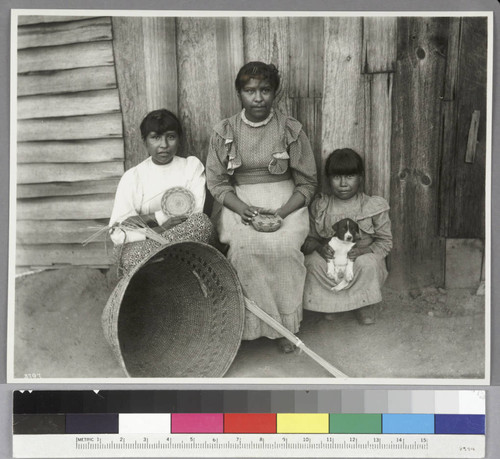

{"left": 326, "top": 218, "right": 360, "bottom": 292}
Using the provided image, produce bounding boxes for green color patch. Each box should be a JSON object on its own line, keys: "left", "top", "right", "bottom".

{"left": 330, "top": 414, "right": 382, "bottom": 434}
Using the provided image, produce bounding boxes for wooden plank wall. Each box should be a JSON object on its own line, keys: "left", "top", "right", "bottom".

{"left": 16, "top": 16, "right": 124, "bottom": 268}
{"left": 16, "top": 16, "right": 488, "bottom": 291}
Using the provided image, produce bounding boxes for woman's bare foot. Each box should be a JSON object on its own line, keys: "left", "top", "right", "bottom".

{"left": 276, "top": 337, "right": 296, "bottom": 353}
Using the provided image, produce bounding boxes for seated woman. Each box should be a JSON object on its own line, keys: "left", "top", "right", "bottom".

{"left": 206, "top": 62, "right": 317, "bottom": 352}
{"left": 109, "top": 109, "right": 214, "bottom": 276}
{"left": 302, "top": 148, "right": 392, "bottom": 324}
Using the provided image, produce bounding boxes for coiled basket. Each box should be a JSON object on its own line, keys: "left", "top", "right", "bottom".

{"left": 102, "top": 241, "right": 245, "bottom": 377}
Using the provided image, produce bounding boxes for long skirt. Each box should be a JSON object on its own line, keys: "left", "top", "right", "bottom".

{"left": 303, "top": 251, "right": 387, "bottom": 313}
{"left": 218, "top": 180, "right": 310, "bottom": 340}
{"left": 114, "top": 213, "right": 216, "bottom": 278}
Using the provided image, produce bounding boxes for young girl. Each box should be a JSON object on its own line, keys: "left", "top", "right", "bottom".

{"left": 302, "top": 148, "right": 392, "bottom": 324}
{"left": 206, "top": 62, "right": 317, "bottom": 352}
{"left": 109, "top": 109, "right": 214, "bottom": 276}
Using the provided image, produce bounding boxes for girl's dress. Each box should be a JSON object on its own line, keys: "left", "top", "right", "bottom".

{"left": 206, "top": 109, "right": 317, "bottom": 340}
{"left": 303, "top": 192, "right": 392, "bottom": 313}
{"left": 109, "top": 155, "right": 215, "bottom": 276}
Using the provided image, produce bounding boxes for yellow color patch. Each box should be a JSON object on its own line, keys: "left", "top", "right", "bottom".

{"left": 277, "top": 413, "right": 329, "bottom": 433}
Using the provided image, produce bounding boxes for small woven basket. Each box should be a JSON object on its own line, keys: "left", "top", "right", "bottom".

{"left": 251, "top": 211, "right": 282, "bottom": 233}
{"left": 102, "top": 241, "right": 245, "bottom": 378}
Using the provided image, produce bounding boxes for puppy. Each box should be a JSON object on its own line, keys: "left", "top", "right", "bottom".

{"left": 326, "top": 218, "right": 360, "bottom": 292}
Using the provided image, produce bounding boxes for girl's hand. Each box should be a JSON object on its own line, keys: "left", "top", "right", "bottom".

{"left": 239, "top": 205, "right": 259, "bottom": 225}
{"left": 347, "top": 246, "right": 370, "bottom": 261}
{"left": 161, "top": 215, "right": 188, "bottom": 230}
{"left": 317, "top": 243, "right": 334, "bottom": 261}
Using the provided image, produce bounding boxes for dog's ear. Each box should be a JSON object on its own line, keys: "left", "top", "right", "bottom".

{"left": 332, "top": 221, "right": 339, "bottom": 233}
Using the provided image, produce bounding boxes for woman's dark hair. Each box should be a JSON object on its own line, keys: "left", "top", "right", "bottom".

{"left": 325, "top": 148, "right": 364, "bottom": 177}
{"left": 140, "top": 109, "right": 182, "bottom": 140}
{"left": 235, "top": 61, "right": 280, "bottom": 92}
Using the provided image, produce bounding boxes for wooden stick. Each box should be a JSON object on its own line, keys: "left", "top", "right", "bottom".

{"left": 244, "top": 297, "right": 348, "bottom": 378}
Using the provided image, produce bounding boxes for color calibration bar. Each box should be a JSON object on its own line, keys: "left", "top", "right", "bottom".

{"left": 12, "top": 390, "right": 485, "bottom": 458}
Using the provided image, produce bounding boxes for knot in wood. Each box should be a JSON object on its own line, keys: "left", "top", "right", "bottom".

{"left": 420, "top": 174, "right": 432, "bottom": 186}
{"left": 416, "top": 47, "right": 426, "bottom": 59}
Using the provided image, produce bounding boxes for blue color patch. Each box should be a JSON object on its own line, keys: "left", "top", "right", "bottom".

{"left": 382, "top": 414, "right": 434, "bottom": 434}
{"left": 435, "top": 415, "right": 485, "bottom": 434}
{"left": 66, "top": 414, "right": 119, "bottom": 434}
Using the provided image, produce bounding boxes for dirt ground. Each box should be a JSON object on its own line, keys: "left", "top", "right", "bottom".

{"left": 13, "top": 267, "right": 485, "bottom": 380}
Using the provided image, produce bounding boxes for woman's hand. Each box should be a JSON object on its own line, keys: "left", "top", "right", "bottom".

{"left": 317, "top": 243, "right": 334, "bottom": 261}
{"left": 347, "top": 246, "right": 371, "bottom": 261}
{"left": 160, "top": 215, "right": 188, "bottom": 231}
{"left": 239, "top": 205, "right": 259, "bottom": 225}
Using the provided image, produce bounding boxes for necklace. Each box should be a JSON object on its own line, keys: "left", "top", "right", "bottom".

{"left": 241, "top": 108, "right": 274, "bottom": 127}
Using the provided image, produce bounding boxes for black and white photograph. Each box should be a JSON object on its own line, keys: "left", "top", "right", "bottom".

{"left": 7, "top": 10, "right": 491, "bottom": 383}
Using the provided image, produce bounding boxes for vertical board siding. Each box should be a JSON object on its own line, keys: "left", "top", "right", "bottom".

{"left": 442, "top": 17, "right": 487, "bottom": 238}
{"left": 289, "top": 17, "right": 324, "bottom": 189}
{"left": 321, "top": 17, "right": 365, "bottom": 192}
{"left": 289, "top": 17, "right": 325, "bottom": 98}
{"left": 243, "top": 17, "right": 291, "bottom": 115}
{"left": 390, "top": 17, "right": 449, "bottom": 288}
{"left": 142, "top": 17, "right": 178, "bottom": 113}
{"left": 17, "top": 16, "right": 125, "bottom": 268}
{"left": 177, "top": 17, "right": 222, "bottom": 163}
{"left": 215, "top": 17, "right": 245, "bottom": 120}
{"left": 112, "top": 17, "right": 149, "bottom": 170}
{"left": 364, "top": 73, "right": 392, "bottom": 200}
{"left": 362, "top": 17, "right": 397, "bottom": 73}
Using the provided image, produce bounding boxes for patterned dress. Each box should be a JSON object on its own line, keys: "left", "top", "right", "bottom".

{"left": 302, "top": 192, "right": 392, "bottom": 313}
{"left": 206, "top": 109, "right": 317, "bottom": 340}
{"left": 109, "top": 155, "right": 215, "bottom": 276}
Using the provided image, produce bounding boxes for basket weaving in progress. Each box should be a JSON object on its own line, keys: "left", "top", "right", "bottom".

{"left": 102, "top": 241, "right": 245, "bottom": 378}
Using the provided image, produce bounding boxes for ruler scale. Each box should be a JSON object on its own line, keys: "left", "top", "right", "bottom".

{"left": 12, "top": 390, "right": 486, "bottom": 458}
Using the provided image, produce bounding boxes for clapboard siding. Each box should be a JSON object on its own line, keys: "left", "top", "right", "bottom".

{"left": 17, "top": 194, "right": 115, "bottom": 220}
{"left": 18, "top": 66, "right": 117, "bottom": 96}
{"left": 17, "top": 162, "right": 123, "bottom": 184}
{"left": 17, "top": 243, "right": 114, "bottom": 267}
{"left": 18, "top": 41, "right": 114, "bottom": 73}
{"left": 16, "top": 16, "right": 124, "bottom": 268}
{"left": 18, "top": 113, "right": 123, "bottom": 141}
{"left": 17, "top": 179, "right": 121, "bottom": 199}
{"left": 17, "top": 17, "right": 112, "bottom": 49}
{"left": 17, "top": 139, "right": 124, "bottom": 163}
{"left": 17, "top": 89, "right": 121, "bottom": 119}
{"left": 17, "top": 220, "right": 109, "bottom": 244}
{"left": 17, "top": 16, "right": 95, "bottom": 26}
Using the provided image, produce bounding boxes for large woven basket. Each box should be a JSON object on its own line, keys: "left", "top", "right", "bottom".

{"left": 102, "top": 241, "right": 245, "bottom": 378}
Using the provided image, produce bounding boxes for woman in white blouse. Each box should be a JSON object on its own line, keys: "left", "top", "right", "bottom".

{"left": 109, "top": 109, "right": 214, "bottom": 275}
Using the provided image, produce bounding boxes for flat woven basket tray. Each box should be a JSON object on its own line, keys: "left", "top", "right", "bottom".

{"left": 161, "top": 187, "right": 195, "bottom": 217}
